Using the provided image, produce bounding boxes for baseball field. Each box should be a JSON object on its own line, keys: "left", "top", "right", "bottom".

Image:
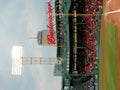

{"left": 99, "top": 0, "right": 120, "bottom": 90}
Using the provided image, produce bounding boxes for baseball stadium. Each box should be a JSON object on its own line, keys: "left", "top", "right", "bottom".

{"left": 55, "top": 0, "right": 102, "bottom": 89}
{"left": 9, "top": 0, "right": 120, "bottom": 90}
{"left": 54, "top": 0, "right": 120, "bottom": 90}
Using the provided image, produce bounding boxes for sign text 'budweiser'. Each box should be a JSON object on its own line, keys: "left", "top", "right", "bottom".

{"left": 47, "top": 2, "right": 55, "bottom": 45}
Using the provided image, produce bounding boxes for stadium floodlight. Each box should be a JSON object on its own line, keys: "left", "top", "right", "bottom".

{"left": 11, "top": 45, "right": 23, "bottom": 75}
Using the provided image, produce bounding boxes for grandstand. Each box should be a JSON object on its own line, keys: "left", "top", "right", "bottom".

{"left": 55, "top": 0, "right": 103, "bottom": 90}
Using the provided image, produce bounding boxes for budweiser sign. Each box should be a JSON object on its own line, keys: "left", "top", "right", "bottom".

{"left": 47, "top": 2, "right": 55, "bottom": 45}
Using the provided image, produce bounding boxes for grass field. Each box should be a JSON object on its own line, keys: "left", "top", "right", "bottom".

{"left": 99, "top": 23, "right": 118, "bottom": 90}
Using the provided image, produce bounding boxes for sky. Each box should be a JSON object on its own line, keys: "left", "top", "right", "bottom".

{"left": 0, "top": 0, "right": 61, "bottom": 90}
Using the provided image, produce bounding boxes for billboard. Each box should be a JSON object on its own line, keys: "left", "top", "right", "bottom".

{"left": 37, "top": 2, "right": 56, "bottom": 46}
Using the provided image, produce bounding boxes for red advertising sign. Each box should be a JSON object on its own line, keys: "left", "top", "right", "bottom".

{"left": 47, "top": 2, "right": 56, "bottom": 45}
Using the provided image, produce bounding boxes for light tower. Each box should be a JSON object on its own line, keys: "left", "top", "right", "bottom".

{"left": 11, "top": 45, "right": 23, "bottom": 75}
{"left": 11, "top": 45, "right": 62, "bottom": 75}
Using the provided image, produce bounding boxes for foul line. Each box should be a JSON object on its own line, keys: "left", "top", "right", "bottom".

{"left": 106, "top": 0, "right": 111, "bottom": 5}
{"left": 104, "top": 9, "right": 120, "bottom": 16}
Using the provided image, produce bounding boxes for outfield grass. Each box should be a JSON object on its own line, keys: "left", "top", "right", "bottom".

{"left": 106, "top": 23, "right": 118, "bottom": 90}
{"left": 99, "top": 23, "right": 118, "bottom": 90}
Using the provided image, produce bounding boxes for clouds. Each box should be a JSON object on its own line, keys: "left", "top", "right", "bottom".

{"left": 0, "top": 0, "right": 61, "bottom": 90}
{"left": 0, "top": 0, "right": 26, "bottom": 43}
{"left": 25, "top": 0, "right": 47, "bottom": 37}
{"left": 33, "top": 65, "right": 61, "bottom": 90}
{"left": 0, "top": 1, "right": 32, "bottom": 90}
